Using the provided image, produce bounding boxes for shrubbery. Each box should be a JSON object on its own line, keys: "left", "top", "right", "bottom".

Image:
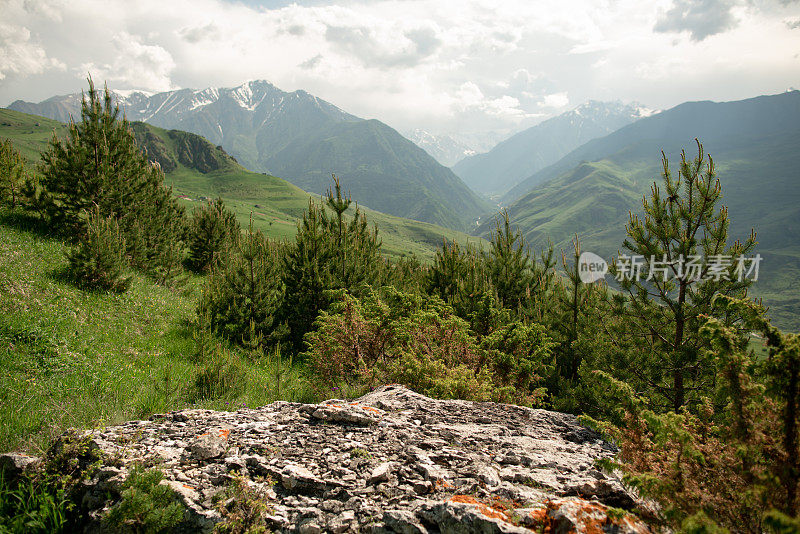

{"left": 102, "top": 465, "right": 185, "bottom": 533}
{"left": 584, "top": 296, "right": 800, "bottom": 530}
{"left": 303, "top": 287, "right": 554, "bottom": 404}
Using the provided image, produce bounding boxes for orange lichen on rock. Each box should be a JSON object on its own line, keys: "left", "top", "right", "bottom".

{"left": 448, "top": 495, "right": 524, "bottom": 526}
{"left": 434, "top": 479, "right": 454, "bottom": 489}
{"left": 449, "top": 495, "right": 480, "bottom": 504}
{"left": 524, "top": 497, "right": 651, "bottom": 534}
{"left": 217, "top": 429, "right": 230, "bottom": 439}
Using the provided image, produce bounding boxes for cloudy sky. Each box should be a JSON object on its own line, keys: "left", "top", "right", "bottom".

{"left": 1, "top": 0, "right": 798, "bottom": 134}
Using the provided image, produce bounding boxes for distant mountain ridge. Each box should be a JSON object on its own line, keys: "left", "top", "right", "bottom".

{"left": 453, "top": 101, "right": 655, "bottom": 196}
{"left": 404, "top": 128, "right": 509, "bottom": 167}
{"left": 8, "top": 80, "right": 357, "bottom": 175}
{"left": 8, "top": 80, "right": 488, "bottom": 231}
{"left": 502, "top": 91, "right": 800, "bottom": 203}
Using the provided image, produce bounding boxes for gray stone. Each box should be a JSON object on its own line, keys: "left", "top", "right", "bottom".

{"left": 0, "top": 452, "right": 40, "bottom": 480}
{"left": 281, "top": 464, "right": 327, "bottom": 494}
{"left": 419, "top": 499, "right": 531, "bottom": 533}
{"left": 383, "top": 509, "right": 429, "bottom": 533}
{"left": 188, "top": 429, "right": 229, "bottom": 460}
{"left": 9, "top": 385, "right": 652, "bottom": 533}
{"left": 368, "top": 462, "right": 394, "bottom": 485}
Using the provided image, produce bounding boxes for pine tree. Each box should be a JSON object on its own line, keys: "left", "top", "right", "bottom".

{"left": 66, "top": 204, "right": 131, "bottom": 292}
{"left": 199, "top": 222, "right": 284, "bottom": 349}
{"left": 608, "top": 140, "right": 757, "bottom": 412}
{"left": 37, "top": 77, "right": 186, "bottom": 281}
{"left": 0, "top": 138, "right": 25, "bottom": 209}
{"left": 38, "top": 78, "right": 147, "bottom": 233}
{"left": 281, "top": 176, "right": 382, "bottom": 350}
{"left": 324, "top": 174, "right": 382, "bottom": 289}
{"left": 484, "top": 210, "right": 555, "bottom": 320}
{"left": 281, "top": 199, "right": 336, "bottom": 351}
{"left": 326, "top": 174, "right": 351, "bottom": 284}
{"left": 127, "top": 162, "right": 187, "bottom": 284}
{"left": 427, "top": 239, "right": 470, "bottom": 305}
{"left": 187, "top": 197, "right": 241, "bottom": 272}
{"left": 426, "top": 239, "right": 499, "bottom": 337}
{"left": 552, "top": 236, "right": 601, "bottom": 381}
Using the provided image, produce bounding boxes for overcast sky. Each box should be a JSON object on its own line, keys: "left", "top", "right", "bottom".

{"left": 1, "top": 0, "right": 798, "bottom": 134}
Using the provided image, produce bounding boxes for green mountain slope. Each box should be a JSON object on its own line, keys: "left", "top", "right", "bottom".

{"left": 10, "top": 81, "right": 488, "bottom": 231}
{"left": 0, "top": 108, "right": 484, "bottom": 261}
{"left": 477, "top": 91, "right": 800, "bottom": 330}
{"left": 504, "top": 91, "right": 800, "bottom": 203}
{"left": 453, "top": 101, "right": 651, "bottom": 196}
{"left": 262, "top": 119, "right": 489, "bottom": 231}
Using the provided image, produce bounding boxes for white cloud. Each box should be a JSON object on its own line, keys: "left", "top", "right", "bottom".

{"left": 80, "top": 32, "right": 175, "bottom": 92}
{"left": 0, "top": 23, "right": 64, "bottom": 80}
{"left": 654, "top": 0, "right": 741, "bottom": 41}
{"left": 454, "top": 82, "right": 484, "bottom": 108}
{"left": 540, "top": 92, "right": 570, "bottom": 108}
{"left": 0, "top": 0, "right": 797, "bottom": 133}
{"left": 179, "top": 23, "right": 220, "bottom": 44}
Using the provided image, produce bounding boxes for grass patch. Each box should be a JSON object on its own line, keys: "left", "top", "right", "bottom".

{"left": 0, "top": 208, "right": 319, "bottom": 454}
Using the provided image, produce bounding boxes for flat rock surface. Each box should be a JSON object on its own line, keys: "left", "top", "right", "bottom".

{"left": 4, "top": 385, "right": 651, "bottom": 532}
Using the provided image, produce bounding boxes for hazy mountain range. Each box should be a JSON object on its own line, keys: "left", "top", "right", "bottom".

{"left": 8, "top": 80, "right": 488, "bottom": 231}
{"left": 452, "top": 101, "right": 656, "bottom": 196}
{"left": 403, "top": 128, "right": 510, "bottom": 167}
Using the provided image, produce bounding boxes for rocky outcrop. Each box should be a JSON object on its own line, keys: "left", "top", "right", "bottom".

{"left": 2, "top": 385, "right": 652, "bottom": 533}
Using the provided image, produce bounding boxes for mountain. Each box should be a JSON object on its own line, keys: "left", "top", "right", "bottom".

{"left": 474, "top": 91, "right": 800, "bottom": 329}
{"left": 7, "top": 89, "right": 155, "bottom": 124}
{"left": 453, "top": 101, "right": 655, "bottom": 197}
{"left": 9, "top": 81, "right": 488, "bottom": 231}
{"left": 403, "top": 129, "right": 476, "bottom": 167}
{"left": 0, "top": 107, "right": 485, "bottom": 261}
{"left": 11, "top": 81, "right": 358, "bottom": 172}
{"left": 261, "top": 119, "right": 488, "bottom": 231}
{"left": 502, "top": 92, "right": 799, "bottom": 203}
{"left": 404, "top": 129, "right": 508, "bottom": 167}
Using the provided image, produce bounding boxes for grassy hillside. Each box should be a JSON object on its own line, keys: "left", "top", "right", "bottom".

{"left": 0, "top": 210, "right": 320, "bottom": 454}
{"left": 0, "top": 108, "right": 485, "bottom": 261}
{"left": 453, "top": 101, "right": 646, "bottom": 196}
{"left": 478, "top": 128, "right": 800, "bottom": 330}
{"left": 0, "top": 109, "right": 67, "bottom": 162}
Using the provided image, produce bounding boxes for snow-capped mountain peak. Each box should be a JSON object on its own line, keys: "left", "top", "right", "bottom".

{"left": 189, "top": 87, "right": 220, "bottom": 110}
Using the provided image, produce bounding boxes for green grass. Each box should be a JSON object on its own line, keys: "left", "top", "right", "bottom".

{"left": 0, "top": 109, "right": 66, "bottom": 164}
{"left": 0, "top": 209, "right": 319, "bottom": 454}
